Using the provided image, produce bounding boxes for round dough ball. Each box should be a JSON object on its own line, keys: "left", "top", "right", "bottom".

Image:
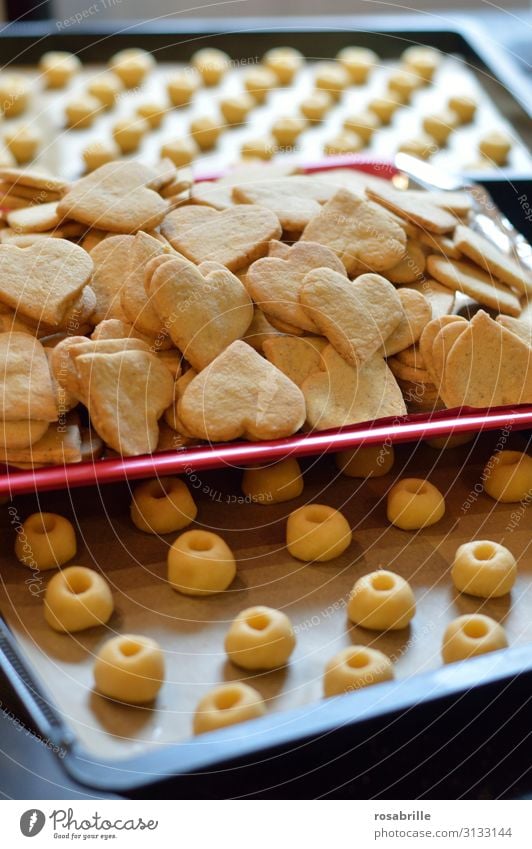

{"left": 4, "top": 126, "right": 41, "bottom": 164}
{"left": 112, "top": 117, "right": 149, "bottom": 153}
{"left": 241, "top": 136, "right": 275, "bottom": 160}
{"left": 478, "top": 130, "right": 512, "bottom": 166}
{"left": 426, "top": 432, "right": 474, "bottom": 450}
{"left": 387, "top": 68, "right": 422, "bottom": 103}
{"left": 367, "top": 95, "right": 402, "bottom": 125}
{"left": 136, "top": 101, "right": 167, "bottom": 129}
{"left": 336, "top": 46, "right": 378, "bottom": 84}
{"left": 242, "top": 458, "right": 303, "bottom": 504}
{"left": 161, "top": 136, "right": 198, "bottom": 166}
{"left": 83, "top": 139, "right": 120, "bottom": 171}
{"left": 193, "top": 682, "right": 266, "bottom": 735}
{"left": 167, "top": 530, "right": 236, "bottom": 596}
{"left": 130, "top": 476, "right": 197, "bottom": 534}
{"left": 225, "top": 605, "right": 296, "bottom": 670}
{"left": 65, "top": 95, "right": 102, "bottom": 129}
{"left": 483, "top": 450, "right": 532, "bottom": 503}
{"left": 442, "top": 614, "right": 508, "bottom": 664}
{"left": 244, "top": 67, "right": 278, "bottom": 104}
{"left": 94, "top": 634, "right": 164, "bottom": 704}
{"left": 324, "top": 645, "right": 394, "bottom": 697}
{"left": 167, "top": 70, "right": 200, "bottom": 107}
{"left": 348, "top": 570, "right": 416, "bottom": 631}
{"left": 324, "top": 131, "right": 363, "bottom": 155}
{"left": 87, "top": 73, "right": 123, "bottom": 109}
{"left": 263, "top": 47, "right": 304, "bottom": 85}
{"left": 189, "top": 115, "right": 222, "bottom": 151}
{"left": 40, "top": 51, "right": 81, "bottom": 88}
{"left": 192, "top": 47, "right": 231, "bottom": 86}
{"left": 219, "top": 93, "right": 255, "bottom": 125}
{"left": 300, "top": 90, "right": 333, "bottom": 122}
{"left": 315, "top": 62, "right": 350, "bottom": 101}
{"left": 343, "top": 110, "right": 380, "bottom": 143}
{"left": 402, "top": 46, "right": 441, "bottom": 83}
{"left": 109, "top": 48, "right": 154, "bottom": 88}
{"left": 271, "top": 116, "right": 306, "bottom": 147}
{"left": 422, "top": 110, "right": 458, "bottom": 146}
{"left": 451, "top": 540, "right": 517, "bottom": 599}
{"left": 397, "top": 134, "right": 437, "bottom": 160}
{"left": 448, "top": 94, "right": 477, "bottom": 124}
{"left": 336, "top": 443, "right": 394, "bottom": 478}
{"left": 0, "top": 74, "right": 31, "bottom": 117}
{"left": 287, "top": 503, "right": 352, "bottom": 562}
{"left": 44, "top": 565, "right": 114, "bottom": 633}
{"left": 15, "top": 512, "right": 76, "bottom": 571}
{"left": 387, "top": 477, "right": 445, "bottom": 530}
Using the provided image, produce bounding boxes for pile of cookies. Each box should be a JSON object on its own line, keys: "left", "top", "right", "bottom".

{"left": 0, "top": 158, "right": 530, "bottom": 468}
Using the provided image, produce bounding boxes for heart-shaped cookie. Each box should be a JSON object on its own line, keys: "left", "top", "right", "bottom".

{"left": 75, "top": 349, "right": 174, "bottom": 456}
{"left": 232, "top": 176, "right": 335, "bottom": 230}
{"left": 0, "top": 239, "right": 93, "bottom": 326}
{"left": 178, "top": 340, "right": 306, "bottom": 441}
{"left": 160, "top": 205, "right": 281, "bottom": 271}
{"left": 120, "top": 230, "right": 173, "bottom": 336}
{"left": 0, "top": 332, "right": 57, "bottom": 422}
{"left": 300, "top": 269, "right": 404, "bottom": 366}
{"left": 246, "top": 241, "right": 346, "bottom": 333}
{"left": 57, "top": 161, "right": 170, "bottom": 233}
{"left": 90, "top": 235, "right": 135, "bottom": 324}
{"left": 149, "top": 257, "right": 253, "bottom": 370}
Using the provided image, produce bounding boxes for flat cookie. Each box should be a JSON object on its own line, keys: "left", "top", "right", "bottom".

{"left": 496, "top": 315, "right": 532, "bottom": 347}
{"left": 232, "top": 177, "right": 334, "bottom": 231}
{"left": 402, "top": 279, "right": 456, "bottom": 319}
{"left": 262, "top": 336, "right": 327, "bottom": 387}
{"left": 0, "top": 332, "right": 57, "bottom": 421}
{"left": 90, "top": 235, "right": 135, "bottom": 323}
{"left": 386, "top": 238, "right": 426, "bottom": 284}
{"left": 0, "top": 419, "right": 48, "bottom": 450}
{"left": 427, "top": 255, "right": 522, "bottom": 317}
{"left": 6, "top": 201, "right": 62, "bottom": 234}
{"left": 242, "top": 307, "right": 285, "bottom": 353}
{"left": 366, "top": 183, "right": 457, "bottom": 234}
{"left": 454, "top": 224, "right": 532, "bottom": 296}
{"left": 120, "top": 230, "right": 172, "bottom": 337}
{"left": 0, "top": 423, "right": 81, "bottom": 466}
{"left": 380, "top": 288, "right": 432, "bottom": 356}
{"left": 419, "top": 315, "right": 467, "bottom": 388}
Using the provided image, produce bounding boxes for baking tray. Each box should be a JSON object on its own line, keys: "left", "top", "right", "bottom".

{"left": 0, "top": 430, "right": 531, "bottom": 792}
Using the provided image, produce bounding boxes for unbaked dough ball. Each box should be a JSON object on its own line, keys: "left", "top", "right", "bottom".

{"left": 300, "top": 90, "right": 333, "bottom": 122}
{"left": 397, "top": 135, "right": 437, "bottom": 160}
{"left": 220, "top": 93, "right": 255, "bottom": 125}
{"left": 161, "top": 137, "right": 198, "bottom": 166}
{"left": 136, "top": 101, "right": 167, "bottom": 129}
{"left": 478, "top": 130, "right": 512, "bottom": 166}
{"left": 167, "top": 530, "right": 236, "bottom": 596}
{"left": 336, "top": 46, "right": 378, "bottom": 84}
{"left": 130, "top": 476, "right": 197, "bottom": 534}
{"left": 82, "top": 139, "right": 120, "bottom": 171}
{"left": 40, "top": 51, "right": 81, "bottom": 88}
{"left": 387, "top": 68, "right": 422, "bottom": 103}
{"left": 367, "top": 95, "right": 402, "bottom": 125}
{"left": 336, "top": 443, "right": 394, "bottom": 478}
{"left": 112, "top": 117, "right": 149, "bottom": 153}
{"left": 402, "top": 46, "right": 441, "bottom": 83}
{"left": 44, "top": 565, "right": 114, "bottom": 633}
{"left": 287, "top": 503, "right": 352, "bottom": 562}
{"left": 422, "top": 110, "right": 458, "bottom": 146}
{"left": 15, "top": 512, "right": 76, "bottom": 571}
{"left": 189, "top": 115, "right": 222, "bottom": 151}
{"left": 241, "top": 136, "right": 275, "bottom": 160}
{"left": 242, "top": 458, "right": 303, "bottom": 504}
{"left": 225, "top": 605, "right": 296, "bottom": 670}
{"left": 244, "top": 67, "right": 278, "bottom": 104}
{"left": 193, "top": 683, "right": 266, "bottom": 735}
{"left": 442, "top": 614, "right": 507, "bottom": 664}
{"left": 451, "top": 540, "right": 517, "bottom": 598}
{"left": 4, "top": 126, "right": 41, "bottom": 164}
{"left": 343, "top": 111, "right": 380, "bottom": 143}
{"left": 263, "top": 47, "right": 304, "bottom": 85}
{"left": 315, "top": 61, "right": 350, "bottom": 101}
{"left": 88, "top": 73, "right": 123, "bottom": 109}
{"left": 65, "top": 95, "right": 102, "bottom": 129}
{"left": 167, "top": 70, "right": 200, "bottom": 107}
{"left": 324, "top": 645, "right": 394, "bottom": 696}
{"left": 0, "top": 74, "right": 31, "bottom": 117}
{"left": 348, "top": 570, "right": 416, "bottom": 631}
{"left": 271, "top": 116, "right": 307, "bottom": 147}
{"left": 109, "top": 48, "right": 154, "bottom": 88}
{"left": 94, "top": 634, "right": 164, "bottom": 703}
{"left": 387, "top": 478, "right": 445, "bottom": 530}
{"left": 483, "top": 450, "right": 532, "bottom": 502}
{"left": 448, "top": 94, "right": 477, "bottom": 124}
{"left": 192, "top": 47, "right": 231, "bottom": 86}
{"left": 324, "top": 131, "right": 363, "bottom": 155}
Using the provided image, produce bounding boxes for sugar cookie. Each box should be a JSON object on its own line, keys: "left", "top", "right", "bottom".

{"left": 387, "top": 478, "right": 445, "bottom": 530}
{"left": 483, "top": 450, "right": 532, "bottom": 503}
{"left": 324, "top": 646, "right": 394, "bottom": 697}
{"left": 4, "top": 127, "right": 41, "bottom": 164}
{"left": 189, "top": 115, "right": 221, "bottom": 151}
{"left": 0, "top": 74, "right": 30, "bottom": 117}
{"left": 287, "top": 504, "right": 352, "bottom": 562}
{"left": 130, "top": 477, "right": 197, "bottom": 534}
{"left": 242, "top": 458, "right": 303, "bottom": 504}
{"left": 65, "top": 95, "right": 102, "bottom": 129}
{"left": 82, "top": 140, "right": 120, "bottom": 172}
{"left": 44, "top": 565, "right": 113, "bottom": 632}
{"left": 442, "top": 614, "right": 507, "bottom": 664}
{"left": 225, "top": 605, "right": 296, "bottom": 670}
{"left": 315, "top": 62, "right": 350, "bottom": 100}
{"left": 452, "top": 540, "right": 517, "bottom": 598}
{"left": 193, "top": 683, "right": 266, "bottom": 735}
{"left": 244, "top": 67, "right": 277, "bottom": 104}
{"left": 15, "top": 512, "right": 76, "bottom": 571}
{"left": 167, "top": 530, "right": 236, "bottom": 596}
{"left": 300, "top": 90, "right": 332, "bottom": 122}
{"left": 337, "top": 47, "right": 378, "bottom": 84}
{"left": 192, "top": 47, "right": 231, "bottom": 86}
{"left": 348, "top": 570, "right": 415, "bottom": 630}
{"left": 94, "top": 634, "right": 164, "bottom": 703}
{"left": 112, "top": 117, "right": 149, "bottom": 153}
{"left": 366, "top": 182, "right": 456, "bottom": 234}
{"left": 109, "top": 48, "right": 154, "bottom": 88}
{"left": 219, "top": 93, "right": 255, "bottom": 125}
{"left": 264, "top": 47, "right": 304, "bottom": 84}
{"left": 448, "top": 95, "right": 477, "bottom": 124}
{"left": 479, "top": 130, "right": 512, "bottom": 166}
{"left": 336, "top": 443, "right": 394, "bottom": 478}
{"left": 453, "top": 224, "right": 532, "bottom": 297}
{"left": 40, "top": 51, "right": 81, "bottom": 88}
{"left": 167, "top": 70, "right": 199, "bottom": 107}
{"left": 88, "top": 73, "right": 123, "bottom": 109}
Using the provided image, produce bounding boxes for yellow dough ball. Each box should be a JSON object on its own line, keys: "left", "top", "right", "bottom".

{"left": 82, "top": 139, "right": 120, "bottom": 172}
{"left": 387, "top": 478, "right": 445, "bottom": 530}
{"left": 193, "top": 682, "right": 266, "bottom": 735}
{"left": 397, "top": 135, "right": 437, "bottom": 160}
{"left": 287, "top": 504, "right": 352, "bottom": 562}
{"left": 243, "top": 67, "right": 277, "bottom": 104}
{"left": 241, "top": 136, "right": 275, "bottom": 161}
{"left": 0, "top": 74, "right": 30, "bottom": 118}
{"left": 167, "top": 70, "right": 200, "bottom": 107}
{"left": 448, "top": 94, "right": 477, "bottom": 124}
{"left": 422, "top": 110, "right": 458, "bottom": 146}
{"left": 167, "top": 530, "right": 236, "bottom": 596}
{"left": 94, "top": 634, "right": 164, "bottom": 704}
{"left": 336, "top": 47, "right": 378, "bottom": 84}
{"left": 189, "top": 115, "right": 222, "bottom": 151}
{"left": 219, "top": 93, "right": 255, "bottom": 126}
{"left": 65, "top": 95, "right": 102, "bottom": 129}
{"left": 271, "top": 116, "right": 306, "bottom": 147}
{"left": 426, "top": 432, "right": 474, "bottom": 449}
{"left": 336, "top": 443, "right": 394, "bottom": 478}
{"left": 242, "top": 458, "right": 303, "bottom": 504}
{"left": 15, "top": 512, "right": 76, "bottom": 571}
{"left": 348, "top": 570, "right": 415, "bottom": 631}
{"left": 40, "top": 51, "right": 81, "bottom": 88}
{"left": 4, "top": 126, "right": 41, "bottom": 164}
{"left": 315, "top": 62, "right": 350, "bottom": 101}
{"left": 112, "top": 117, "right": 149, "bottom": 153}
{"left": 343, "top": 111, "right": 380, "bottom": 143}
{"left": 87, "top": 73, "right": 123, "bottom": 109}
{"left": 483, "top": 450, "right": 532, "bottom": 503}
{"left": 130, "top": 476, "right": 197, "bottom": 534}
{"left": 387, "top": 69, "right": 422, "bottom": 103}
{"left": 451, "top": 540, "right": 517, "bottom": 599}
{"left": 402, "top": 46, "right": 441, "bottom": 83}
{"left": 324, "top": 131, "right": 363, "bottom": 155}
{"left": 192, "top": 48, "right": 231, "bottom": 86}
{"left": 225, "top": 605, "right": 296, "bottom": 670}
{"left": 109, "top": 48, "right": 154, "bottom": 88}
{"left": 367, "top": 95, "right": 402, "bottom": 125}
{"left": 44, "top": 565, "right": 114, "bottom": 633}
{"left": 300, "top": 90, "right": 333, "bottom": 122}
{"left": 136, "top": 101, "right": 167, "bottom": 129}
{"left": 161, "top": 137, "right": 198, "bottom": 166}
{"left": 442, "top": 614, "right": 508, "bottom": 664}
{"left": 323, "top": 645, "right": 394, "bottom": 697}
{"left": 478, "top": 130, "right": 512, "bottom": 166}
{"left": 263, "top": 47, "right": 304, "bottom": 85}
